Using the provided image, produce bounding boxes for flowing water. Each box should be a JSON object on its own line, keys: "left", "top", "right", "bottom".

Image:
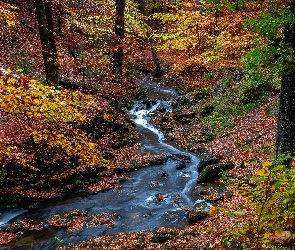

{"left": 0, "top": 78, "right": 202, "bottom": 249}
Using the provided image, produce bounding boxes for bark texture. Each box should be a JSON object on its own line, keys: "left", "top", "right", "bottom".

{"left": 275, "top": 1, "right": 295, "bottom": 163}
{"left": 113, "top": 0, "right": 125, "bottom": 75}
{"left": 34, "top": 0, "right": 58, "bottom": 84}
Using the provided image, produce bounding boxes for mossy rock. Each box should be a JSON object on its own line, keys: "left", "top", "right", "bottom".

{"left": 197, "top": 127, "right": 216, "bottom": 143}
{"left": 197, "top": 155, "right": 222, "bottom": 172}
{"left": 265, "top": 100, "right": 279, "bottom": 118}
{"left": 197, "top": 162, "right": 235, "bottom": 183}
{"left": 187, "top": 209, "right": 209, "bottom": 223}
{"left": 200, "top": 105, "right": 214, "bottom": 117}
{"left": 151, "top": 232, "right": 170, "bottom": 243}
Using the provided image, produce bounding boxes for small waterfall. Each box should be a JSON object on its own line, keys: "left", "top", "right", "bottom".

{"left": 129, "top": 98, "right": 201, "bottom": 207}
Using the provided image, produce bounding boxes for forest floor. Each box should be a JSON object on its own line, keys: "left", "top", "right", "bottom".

{"left": 0, "top": 2, "right": 282, "bottom": 247}
{"left": 50, "top": 82, "right": 279, "bottom": 249}
{"left": 0, "top": 71, "right": 279, "bottom": 249}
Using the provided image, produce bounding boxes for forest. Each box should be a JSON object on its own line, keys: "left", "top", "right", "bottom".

{"left": 0, "top": 0, "right": 295, "bottom": 249}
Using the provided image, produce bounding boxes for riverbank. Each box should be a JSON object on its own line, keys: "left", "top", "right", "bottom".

{"left": 58, "top": 76, "right": 279, "bottom": 249}
{"left": 0, "top": 74, "right": 280, "bottom": 249}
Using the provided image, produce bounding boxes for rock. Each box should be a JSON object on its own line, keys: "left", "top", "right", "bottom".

{"left": 151, "top": 232, "right": 170, "bottom": 243}
{"left": 161, "top": 171, "right": 168, "bottom": 177}
{"left": 173, "top": 109, "right": 196, "bottom": 121}
{"left": 187, "top": 209, "right": 209, "bottom": 223}
{"left": 197, "top": 155, "right": 222, "bottom": 172}
{"left": 176, "top": 160, "right": 186, "bottom": 170}
{"left": 193, "top": 92, "right": 207, "bottom": 102}
{"left": 200, "top": 105, "right": 214, "bottom": 117}
{"left": 176, "top": 95, "right": 192, "bottom": 105}
{"left": 197, "top": 127, "right": 216, "bottom": 143}
{"left": 197, "top": 162, "right": 235, "bottom": 183}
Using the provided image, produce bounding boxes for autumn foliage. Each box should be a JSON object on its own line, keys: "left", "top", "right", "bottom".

{"left": 1, "top": 0, "right": 295, "bottom": 249}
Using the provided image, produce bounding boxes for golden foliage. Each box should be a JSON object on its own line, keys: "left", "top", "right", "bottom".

{"left": 0, "top": 70, "right": 111, "bottom": 170}
{"left": 0, "top": 1, "right": 17, "bottom": 26}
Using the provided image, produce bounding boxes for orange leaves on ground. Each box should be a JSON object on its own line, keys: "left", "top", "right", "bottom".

{"left": 209, "top": 206, "right": 220, "bottom": 216}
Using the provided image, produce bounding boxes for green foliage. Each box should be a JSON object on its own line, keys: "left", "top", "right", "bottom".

{"left": 244, "top": 7, "right": 295, "bottom": 40}
{"left": 228, "top": 0, "right": 245, "bottom": 11}
{"left": 224, "top": 158, "right": 295, "bottom": 248}
{"left": 54, "top": 235, "right": 63, "bottom": 245}
{"left": 240, "top": 2, "right": 295, "bottom": 103}
{"left": 14, "top": 59, "right": 35, "bottom": 75}
{"left": 240, "top": 45, "right": 282, "bottom": 102}
{"left": 197, "top": 85, "right": 260, "bottom": 133}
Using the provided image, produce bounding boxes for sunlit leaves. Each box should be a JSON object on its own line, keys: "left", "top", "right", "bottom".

{"left": 209, "top": 206, "right": 219, "bottom": 216}
{"left": 0, "top": 1, "right": 17, "bottom": 26}
{"left": 0, "top": 71, "right": 110, "bottom": 170}
{"left": 255, "top": 167, "right": 269, "bottom": 177}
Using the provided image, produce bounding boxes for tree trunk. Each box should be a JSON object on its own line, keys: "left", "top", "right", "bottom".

{"left": 275, "top": 1, "right": 295, "bottom": 164}
{"left": 34, "top": 0, "right": 58, "bottom": 84}
{"left": 135, "top": 0, "right": 163, "bottom": 76}
{"left": 113, "top": 0, "right": 125, "bottom": 76}
{"left": 136, "top": 0, "right": 146, "bottom": 15}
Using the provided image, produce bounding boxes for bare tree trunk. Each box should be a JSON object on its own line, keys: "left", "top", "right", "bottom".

{"left": 135, "top": 0, "right": 163, "bottom": 76}
{"left": 113, "top": 0, "right": 125, "bottom": 76}
{"left": 275, "top": 1, "right": 295, "bottom": 164}
{"left": 34, "top": 0, "right": 58, "bottom": 84}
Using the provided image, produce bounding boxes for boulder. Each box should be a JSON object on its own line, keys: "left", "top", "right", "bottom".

{"left": 197, "top": 155, "right": 222, "bottom": 172}
{"left": 151, "top": 232, "right": 171, "bottom": 243}
{"left": 176, "top": 160, "right": 186, "bottom": 170}
{"left": 200, "top": 105, "right": 214, "bottom": 117}
{"left": 187, "top": 209, "right": 209, "bottom": 223}
{"left": 197, "top": 162, "right": 235, "bottom": 183}
{"left": 197, "top": 127, "right": 216, "bottom": 143}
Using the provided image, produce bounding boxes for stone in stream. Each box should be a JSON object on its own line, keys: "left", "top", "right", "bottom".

{"left": 197, "top": 154, "right": 222, "bottom": 172}
{"left": 176, "top": 160, "right": 186, "bottom": 170}
{"left": 197, "top": 162, "right": 235, "bottom": 183}
{"left": 161, "top": 171, "right": 168, "bottom": 177}
{"left": 187, "top": 209, "right": 209, "bottom": 223}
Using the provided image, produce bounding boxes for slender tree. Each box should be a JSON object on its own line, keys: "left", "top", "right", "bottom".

{"left": 113, "top": 0, "right": 125, "bottom": 75}
{"left": 34, "top": 0, "right": 58, "bottom": 84}
{"left": 135, "top": 0, "right": 163, "bottom": 76}
{"left": 275, "top": 1, "right": 295, "bottom": 164}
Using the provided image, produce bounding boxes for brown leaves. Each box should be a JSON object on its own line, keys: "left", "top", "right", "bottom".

{"left": 269, "top": 230, "right": 292, "bottom": 245}
{"left": 47, "top": 210, "right": 116, "bottom": 231}
{"left": 156, "top": 193, "right": 167, "bottom": 202}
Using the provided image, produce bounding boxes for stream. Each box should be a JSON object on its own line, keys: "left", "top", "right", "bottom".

{"left": 0, "top": 77, "right": 203, "bottom": 249}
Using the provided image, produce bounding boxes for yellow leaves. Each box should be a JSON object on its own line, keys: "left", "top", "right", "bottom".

{"left": 255, "top": 168, "right": 270, "bottom": 177}
{"left": 255, "top": 162, "right": 272, "bottom": 176}
{"left": 0, "top": 71, "right": 110, "bottom": 170}
{"left": 262, "top": 161, "right": 272, "bottom": 168}
{"left": 0, "top": 1, "right": 17, "bottom": 26}
{"left": 209, "top": 206, "right": 219, "bottom": 216}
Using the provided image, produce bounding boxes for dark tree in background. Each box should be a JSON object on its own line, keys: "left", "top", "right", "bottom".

{"left": 135, "top": 0, "right": 162, "bottom": 76}
{"left": 113, "top": 0, "right": 125, "bottom": 75}
{"left": 275, "top": 1, "right": 295, "bottom": 163}
{"left": 34, "top": 0, "right": 58, "bottom": 84}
